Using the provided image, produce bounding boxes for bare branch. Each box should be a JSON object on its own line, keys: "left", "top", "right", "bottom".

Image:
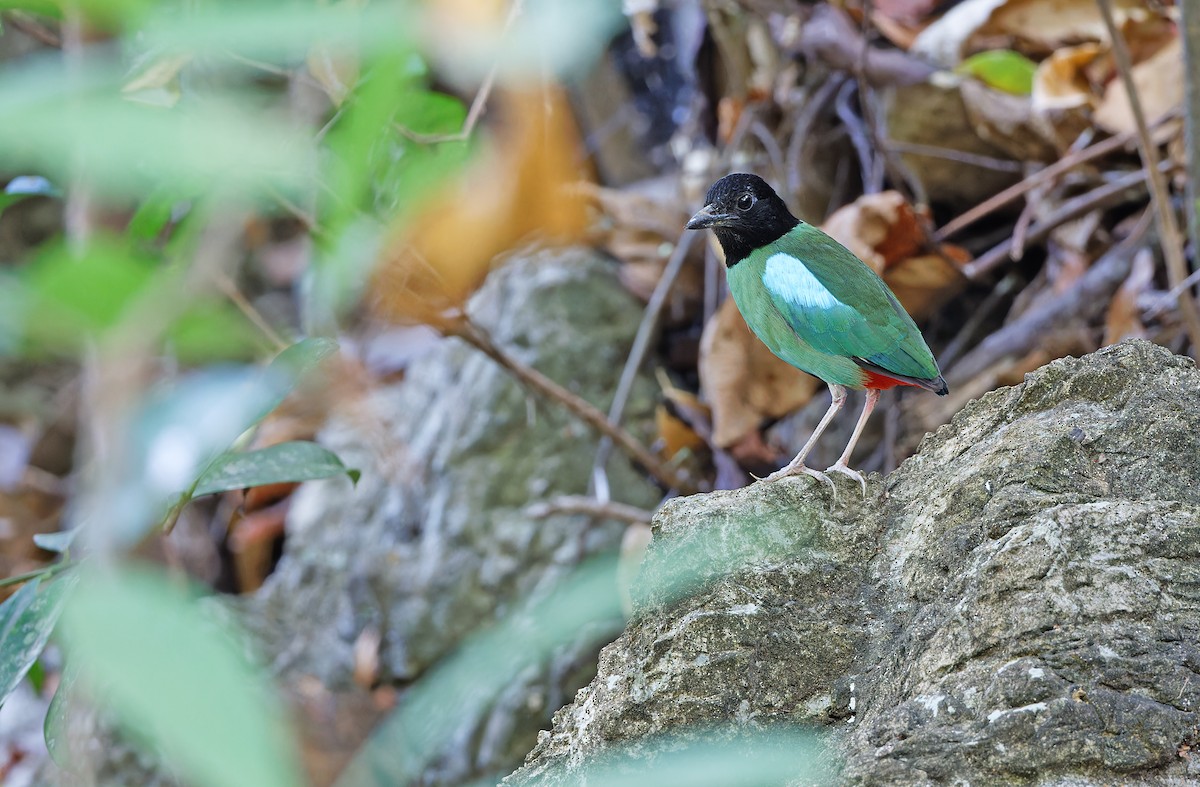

{"left": 526, "top": 496, "right": 653, "bottom": 526}
{"left": 447, "top": 315, "right": 701, "bottom": 495}
{"left": 1097, "top": 0, "right": 1200, "bottom": 353}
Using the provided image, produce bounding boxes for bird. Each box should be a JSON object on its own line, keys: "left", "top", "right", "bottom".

{"left": 686, "top": 173, "right": 947, "bottom": 491}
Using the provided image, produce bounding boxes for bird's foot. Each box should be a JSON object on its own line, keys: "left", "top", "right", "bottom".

{"left": 825, "top": 462, "right": 867, "bottom": 496}
{"left": 761, "top": 463, "right": 836, "bottom": 494}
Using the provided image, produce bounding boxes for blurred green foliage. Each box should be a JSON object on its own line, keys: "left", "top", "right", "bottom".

{"left": 0, "top": 0, "right": 827, "bottom": 785}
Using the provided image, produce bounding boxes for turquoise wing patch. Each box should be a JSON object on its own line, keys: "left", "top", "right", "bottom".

{"left": 761, "top": 251, "right": 937, "bottom": 379}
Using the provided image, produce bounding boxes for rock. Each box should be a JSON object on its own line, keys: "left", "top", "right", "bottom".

{"left": 245, "top": 246, "right": 662, "bottom": 784}
{"left": 505, "top": 340, "right": 1200, "bottom": 785}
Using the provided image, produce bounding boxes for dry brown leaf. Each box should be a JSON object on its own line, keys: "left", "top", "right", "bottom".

{"left": 699, "top": 296, "right": 820, "bottom": 448}
{"left": 1094, "top": 36, "right": 1183, "bottom": 138}
{"left": 1031, "top": 42, "right": 1105, "bottom": 111}
{"left": 884, "top": 253, "right": 969, "bottom": 321}
{"left": 655, "top": 404, "right": 705, "bottom": 461}
{"left": 1103, "top": 247, "right": 1155, "bottom": 344}
{"left": 820, "top": 191, "right": 968, "bottom": 320}
{"left": 960, "top": 80, "right": 1060, "bottom": 161}
{"left": 820, "top": 191, "right": 915, "bottom": 270}
{"left": 978, "top": 0, "right": 1123, "bottom": 54}
{"left": 372, "top": 87, "right": 589, "bottom": 325}
{"left": 717, "top": 96, "right": 746, "bottom": 146}
{"left": 913, "top": 0, "right": 1152, "bottom": 65}
{"left": 871, "top": 13, "right": 926, "bottom": 51}
{"left": 874, "top": 0, "right": 943, "bottom": 24}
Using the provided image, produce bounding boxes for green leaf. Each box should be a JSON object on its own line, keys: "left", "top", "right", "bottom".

{"left": 0, "top": 573, "right": 75, "bottom": 707}
{"left": 268, "top": 336, "right": 339, "bottom": 380}
{"left": 254, "top": 337, "right": 339, "bottom": 420}
{"left": 956, "top": 50, "right": 1037, "bottom": 95}
{"left": 60, "top": 565, "right": 303, "bottom": 787}
{"left": 166, "top": 302, "right": 265, "bottom": 362}
{"left": 193, "top": 441, "right": 359, "bottom": 498}
{"left": 393, "top": 91, "right": 466, "bottom": 137}
{"left": 33, "top": 530, "right": 78, "bottom": 554}
{"left": 43, "top": 660, "right": 74, "bottom": 766}
{"left": 0, "top": 60, "right": 311, "bottom": 199}
{"left": 22, "top": 239, "right": 156, "bottom": 349}
{"left": 111, "top": 366, "right": 288, "bottom": 542}
{"left": 126, "top": 186, "right": 185, "bottom": 243}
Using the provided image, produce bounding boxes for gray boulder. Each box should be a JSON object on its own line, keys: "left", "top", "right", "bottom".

{"left": 507, "top": 339, "right": 1200, "bottom": 785}
{"left": 245, "top": 247, "right": 661, "bottom": 784}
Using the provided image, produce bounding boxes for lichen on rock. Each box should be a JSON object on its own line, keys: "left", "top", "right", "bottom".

{"left": 506, "top": 340, "right": 1200, "bottom": 785}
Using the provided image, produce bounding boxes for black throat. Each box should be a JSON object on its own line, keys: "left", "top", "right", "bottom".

{"left": 712, "top": 220, "right": 797, "bottom": 267}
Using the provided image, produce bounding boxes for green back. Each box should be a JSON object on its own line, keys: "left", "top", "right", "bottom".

{"left": 728, "top": 222, "right": 940, "bottom": 385}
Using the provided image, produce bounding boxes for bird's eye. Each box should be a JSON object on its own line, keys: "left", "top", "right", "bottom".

{"left": 736, "top": 193, "right": 754, "bottom": 211}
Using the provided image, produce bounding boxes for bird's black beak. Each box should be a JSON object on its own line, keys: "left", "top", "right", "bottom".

{"left": 686, "top": 203, "right": 734, "bottom": 230}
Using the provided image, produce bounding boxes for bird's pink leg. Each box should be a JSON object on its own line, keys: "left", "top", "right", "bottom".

{"left": 763, "top": 384, "right": 847, "bottom": 490}
{"left": 826, "top": 387, "right": 880, "bottom": 494}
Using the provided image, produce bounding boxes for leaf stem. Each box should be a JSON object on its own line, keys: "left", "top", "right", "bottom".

{"left": 0, "top": 561, "right": 76, "bottom": 591}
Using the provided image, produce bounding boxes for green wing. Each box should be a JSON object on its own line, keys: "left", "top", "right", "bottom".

{"left": 757, "top": 223, "right": 941, "bottom": 380}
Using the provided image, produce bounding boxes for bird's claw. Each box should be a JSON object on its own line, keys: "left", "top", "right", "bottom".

{"left": 761, "top": 463, "right": 836, "bottom": 496}
{"left": 826, "top": 462, "right": 867, "bottom": 496}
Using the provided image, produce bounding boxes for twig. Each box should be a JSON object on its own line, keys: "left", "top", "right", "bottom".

{"left": 448, "top": 315, "right": 700, "bottom": 495}
{"left": 785, "top": 74, "right": 846, "bottom": 197}
{"left": 1009, "top": 197, "right": 1036, "bottom": 260}
{"left": 592, "top": 231, "right": 697, "bottom": 501}
{"left": 749, "top": 120, "right": 788, "bottom": 186}
{"left": 789, "top": 4, "right": 935, "bottom": 87}
{"left": 884, "top": 140, "right": 1023, "bottom": 173}
{"left": 1150, "top": 266, "right": 1200, "bottom": 316}
{"left": 949, "top": 209, "right": 1153, "bottom": 382}
{"left": 214, "top": 273, "right": 291, "bottom": 352}
{"left": 393, "top": 0, "right": 520, "bottom": 145}
{"left": 854, "top": 0, "right": 928, "bottom": 207}
{"left": 934, "top": 124, "right": 1160, "bottom": 242}
{"left": 0, "top": 561, "right": 75, "bottom": 590}
{"left": 962, "top": 161, "right": 1172, "bottom": 279}
{"left": 836, "top": 80, "right": 879, "bottom": 194}
{"left": 938, "top": 273, "right": 1020, "bottom": 368}
{"left": 1180, "top": 1, "right": 1200, "bottom": 304}
{"left": 526, "top": 496, "right": 653, "bottom": 526}
{"left": 1097, "top": 0, "right": 1200, "bottom": 354}
{"left": 5, "top": 12, "right": 62, "bottom": 47}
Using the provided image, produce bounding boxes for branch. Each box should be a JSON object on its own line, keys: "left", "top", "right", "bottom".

{"left": 592, "top": 231, "right": 697, "bottom": 500}
{"left": 447, "top": 315, "right": 701, "bottom": 495}
{"left": 949, "top": 210, "right": 1152, "bottom": 382}
{"left": 1097, "top": 0, "right": 1200, "bottom": 353}
{"left": 934, "top": 125, "right": 1152, "bottom": 242}
{"left": 961, "top": 161, "right": 1172, "bottom": 280}
{"left": 525, "top": 496, "right": 653, "bottom": 526}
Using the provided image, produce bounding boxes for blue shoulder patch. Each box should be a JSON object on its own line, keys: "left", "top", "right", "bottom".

{"left": 762, "top": 253, "right": 844, "bottom": 311}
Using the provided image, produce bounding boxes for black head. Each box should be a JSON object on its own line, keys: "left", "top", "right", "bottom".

{"left": 685, "top": 173, "right": 799, "bottom": 265}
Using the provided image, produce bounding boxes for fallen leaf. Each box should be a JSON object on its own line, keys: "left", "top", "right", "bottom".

{"left": 820, "top": 191, "right": 916, "bottom": 270}
{"left": 884, "top": 253, "right": 969, "bottom": 321}
{"left": 1094, "top": 36, "right": 1183, "bottom": 139}
{"left": 912, "top": 0, "right": 1152, "bottom": 64}
{"left": 819, "top": 191, "right": 968, "bottom": 320}
{"left": 699, "top": 295, "right": 820, "bottom": 448}
{"left": 957, "top": 49, "right": 1037, "bottom": 95}
{"left": 1031, "top": 42, "right": 1105, "bottom": 112}
{"left": 1103, "top": 247, "right": 1155, "bottom": 344}
{"left": 372, "top": 86, "right": 589, "bottom": 325}
{"left": 960, "top": 80, "right": 1061, "bottom": 161}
